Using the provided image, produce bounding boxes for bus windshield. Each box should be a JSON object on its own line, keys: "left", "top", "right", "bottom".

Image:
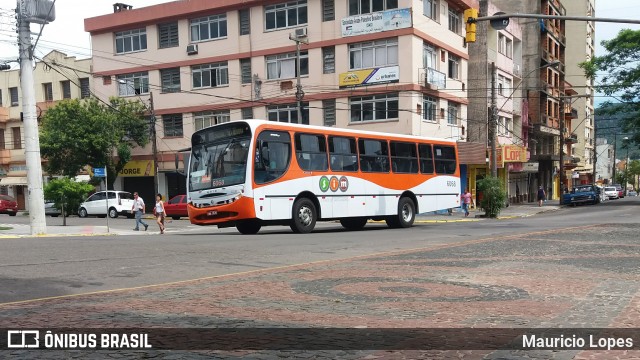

{"left": 189, "top": 126, "right": 251, "bottom": 191}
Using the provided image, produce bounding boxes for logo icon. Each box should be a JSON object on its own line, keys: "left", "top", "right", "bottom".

{"left": 339, "top": 176, "right": 349, "bottom": 192}
{"left": 319, "top": 176, "right": 330, "bottom": 192}
{"left": 329, "top": 176, "right": 340, "bottom": 192}
{"left": 7, "top": 330, "right": 40, "bottom": 348}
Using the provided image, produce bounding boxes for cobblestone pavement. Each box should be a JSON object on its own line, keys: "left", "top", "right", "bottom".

{"left": 2, "top": 223, "right": 640, "bottom": 359}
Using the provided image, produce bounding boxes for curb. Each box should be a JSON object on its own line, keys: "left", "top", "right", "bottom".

{"left": 0, "top": 232, "right": 118, "bottom": 239}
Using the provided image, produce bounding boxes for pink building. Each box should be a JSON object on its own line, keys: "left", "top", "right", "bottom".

{"left": 85, "top": 0, "right": 477, "bottom": 199}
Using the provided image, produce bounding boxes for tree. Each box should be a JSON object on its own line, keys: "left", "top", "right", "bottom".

{"left": 40, "top": 97, "right": 150, "bottom": 189}
{"left": 43, "top": 178, "right": 94, "bottom": 226}
{"left": 476, "top": 176, "right": 507, "bottom": 218}
{"left": 581, "top": 29, "right": 640, "bottom": 146}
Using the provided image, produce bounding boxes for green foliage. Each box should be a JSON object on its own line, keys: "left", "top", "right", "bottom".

{"left": 580, "top": 29, "right": 640, "bottom": 147}
{"left": 40, "top": 97, "right": 150, "bottom": 188}
{"left": 44, "top": 178, "right": 94, "bottom": 220}
{"left": 476, "top": 176, "right": 507, "bottom": 218}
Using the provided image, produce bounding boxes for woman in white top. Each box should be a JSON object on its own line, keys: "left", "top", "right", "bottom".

{"left": 154, "top": 193, "right": 166, "bottom": 234}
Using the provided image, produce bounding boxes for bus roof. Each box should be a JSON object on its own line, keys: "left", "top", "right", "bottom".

{"left": 197, "top": 119, "right": 457, "bottom": 144}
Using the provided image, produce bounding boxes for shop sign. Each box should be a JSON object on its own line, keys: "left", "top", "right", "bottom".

{"left": 118, "top": 160, "right": 155, "bottom": 177}
{"left": 503, "top": 145, "right": 527, "bottom": 163}
{"left": 339, "top": 66, "right": 399, "bottom": 88}
{"left": 523, "top": 162, "right": 539, "bottom": 172}
{"left": 341, "top": 8, "right": 412, "bottom": 37}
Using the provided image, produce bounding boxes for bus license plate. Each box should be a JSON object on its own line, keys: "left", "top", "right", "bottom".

{"left": 208, "top": 210, "right": 218, "bottom": 216}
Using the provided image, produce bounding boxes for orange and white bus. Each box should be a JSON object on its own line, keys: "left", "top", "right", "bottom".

{"left": 187, "top": 120, "right": 460, "bottom": 234}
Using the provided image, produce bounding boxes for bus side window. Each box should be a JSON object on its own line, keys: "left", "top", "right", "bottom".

{"left": 255, "top": 130, "right": 292, "bottom": 184}
{"left": 419, "top": 144, "right": 434, "bottom": 174}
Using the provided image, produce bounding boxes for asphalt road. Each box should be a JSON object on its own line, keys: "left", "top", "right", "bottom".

{"left": 0, "top": 197, "right": 637, "bottom": 304}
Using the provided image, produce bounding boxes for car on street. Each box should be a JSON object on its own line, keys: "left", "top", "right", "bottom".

{"left": 627, "top": 190, "right": 637, "bottom": 197}
{"left": 604, "top": 186, "right": 619, "bottom": 200}
{"left": 612, "top": 184, "right": 625, "bottom": 198}
{"left": 164, "top": 194, "right": 188, "bottom": 220}
{"left": 78, "top": 191, "right": 135, "bottom": 218}
{"left": 0, "top": 195, "right": 18, "bottom": 216}
{"left": 45, "top": 201, "right": 61, "bottom": 217}
{"left": 563, "top": 185, "right": 601, "bottom": 206}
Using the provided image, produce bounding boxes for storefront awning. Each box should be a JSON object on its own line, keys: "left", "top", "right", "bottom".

{"left": 0, "top": 177, "right": 28, "bottom": 186}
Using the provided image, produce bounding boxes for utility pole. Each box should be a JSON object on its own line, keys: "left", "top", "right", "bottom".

{"left": 17, "top": 0, "right": 55, "bottom": 235}
{"left": 592, "top": 125, "right": 597, "bottom": 183}
{"left": 559, "top": 94, "right": 565, "bottom": 204}
{"left": 289, "top": 30, "right": 308, "bottom": 124}
{"left": 490, "top": 62, "right": 497, "bottom": 178}
{"left": 612, "top": 133, "right": 617, "bottom": 183}
{"left": 149, "top": 92, "right": 159, "bottom": 197}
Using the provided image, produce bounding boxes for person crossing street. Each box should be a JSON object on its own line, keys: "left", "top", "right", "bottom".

{"left": 131, "top": 192, "right": 149, "bottom": 231}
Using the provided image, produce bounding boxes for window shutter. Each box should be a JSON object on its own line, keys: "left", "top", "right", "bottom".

{"left": 322, "top": 46, "right": 335, "bottom": 74}
{"left": 239, "top": 9, "right": 251, "bottom": 35}
{"left": 323, "top": 99, "right": 336, "bottom": 126}
{"left": 158, "top": 22, "right": 179, "bottom": 49}
{"left": 322, "top": 0, "right": 335, "bottom": 21}
{"left": 240, "top": 58, "right": 252, "bottom": 84}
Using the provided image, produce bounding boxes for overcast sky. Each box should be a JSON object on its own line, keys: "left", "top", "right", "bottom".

{"left": 0, "top": 0, "right": 638, "bottom": 102}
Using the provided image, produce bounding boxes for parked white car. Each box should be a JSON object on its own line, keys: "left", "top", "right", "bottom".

{"left": 604, "top": 186, "right": 619, "bottom": 200}
{"left": 78, "top": 191, "right": 135, "bottom": 218}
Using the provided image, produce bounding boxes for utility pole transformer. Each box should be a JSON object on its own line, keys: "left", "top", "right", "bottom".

{"left": 16, "top": 0, "right": 55, "bottom": 235}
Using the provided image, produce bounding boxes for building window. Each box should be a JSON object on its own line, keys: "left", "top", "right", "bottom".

{"left": 349, "top": 38, "right": 398, "bottom": 70}
{"left": 448, "top": 9, "right": 461, "bottom": 34}
{"left": 190, "top": 14, "right": 227, "bottom": 42}
{"left": 239, "top": 9, "right": 251, "bottom": 35}
{"left": 266, "top": 51, "right": 308, "bottom": 80}
{"left": 322, "top": 46, "right": 335, "bottom": 74}
{"left": 163, "top": 114, "right": 183, "bottom": 137}
{"left": 0, "top": 90, "right": 2, "bottom": 106}
{"left": 265, "top": 1, "right": 307, "bottom": 30}
{"left": 115, "top": 28, "right": 147, "bottom": 54}
{"left": 322, "top": 0, "right": 335, "bottom": 21}
{"left": 350, "top": 93, "right": 399, "bottom": 123}
{"left": 448, "top": 53, "right": 460, "bottom": 79}
{"left": 117, "top": 72, "right": 149, "bottom": 96}
{"left": 497, "top": 75, "right": 511, "bottom": 96}
{"left": 161, "top": 68, "right": 181, "bottom": 93}
{"left": 9, "top": 87, "right": 18, "bottom": 106}
{"left": 447, "top": 102, "right": 459, "bottom": 125}
{"left": 43, "top": 83, "right": 53, "bottom": 101}
{"left": 158, "top": 22, "right": 179, "bottom": 49}
{"left": 424, "top": 0, "right": 438, "bottom": 20}
{"left": 79, "top": 78, "right": 90, "bottom": 99}
{"left": 240, "top": 58, "right": 252, "bottom": 84}
{"left": 423, "top": 43, "right": 437, "bottom": 69}
{"left": 498, "top": 33, "right": 513, "bottom": 58}
{"left": 191, "top": 62, "right": 229, "bottom": 88}
{"left": 0, "top": 129, "right": 4, "bottom": 149}
{"left": 295, "top": 133, "right": 328, "bottom": 171}
{"left": 505, "top": 38, "right": 513, "bottom": 58}
{"left": 349, "top": 0, "right": 398, "bottom": 16}
{"left": 323, "top": 99, "right": 336, "bottom": 126}
{"left": 267, "top": 103, "right": 309, "bottom": 124}
{"left": 423, "top": 96, "right": 437, "bottom": 122}
{"left": 194, "top": 110, "right": 230, "bottom": 131}
{"left": 12, "top": 127, "right": 21, "bottom": 150}
{"left": 61, "top": 80, "right": 71, "bottom": 99}
{"left": 241, "top": 107, "right": 253, "bottom": 119}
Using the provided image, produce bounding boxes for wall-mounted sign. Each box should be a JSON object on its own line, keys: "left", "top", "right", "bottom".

{"left": 118, "top": 160, "right": 155, "bottom": 177}
{"left": 503, "top": 145, "right": 527, "bottom": 163}
{"left": 341, "top": 8, "right": 412, "bottom": 37}
{"left": 523, "top": 162, "right": 539, "bottom": 172}
{"left": 339, "top": 66, "right": 399, "bottom": 88}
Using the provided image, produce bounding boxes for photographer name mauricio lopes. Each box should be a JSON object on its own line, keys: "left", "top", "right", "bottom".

{"left": 523, "top": 334, "right": 633, "bottom": 350}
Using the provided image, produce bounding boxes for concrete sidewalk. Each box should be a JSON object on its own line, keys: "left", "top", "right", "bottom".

{"left": 415, "top": 202, "right": 561, "bottom": 223}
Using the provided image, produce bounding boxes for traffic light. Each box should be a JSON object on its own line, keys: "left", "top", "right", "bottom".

{"left": 464, "top": 8, "right": 478, "bottom": 43}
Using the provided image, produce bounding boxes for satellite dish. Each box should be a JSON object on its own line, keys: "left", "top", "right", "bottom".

{"left": 490, "top": 11, "right": 509, "bottom": 30}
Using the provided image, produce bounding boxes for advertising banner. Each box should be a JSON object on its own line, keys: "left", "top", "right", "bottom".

{"left": 118, "top": 160, "right": 155, "bottom": 177}
{"left": 341, "top": 8, "right": 412, "bottom": 37}
{"left": 339, "top": 66, "right": 399, "bottom": 88}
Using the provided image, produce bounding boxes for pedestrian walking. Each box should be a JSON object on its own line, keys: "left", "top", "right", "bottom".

{"left": 461, "top": 188, "right": 474, "bottom": 217}
{"left": 131, "top": 192, "right": 149, "bottom": 231}
{"left": 154, "top": 193, "right": 166, "bottom": 234}
{"left": 537, "top": 186, "right": 546, "bottom": 207}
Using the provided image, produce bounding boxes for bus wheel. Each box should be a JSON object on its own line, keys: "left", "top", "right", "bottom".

{"left": 291, "top": 198, "right": 317, "bottom": 234}
{"left": 340, "top": 217, "right": 367, "bottom": 230}
{"left": 387, "top": 197, "right": 415, "bottom": 228}
{"left": 236, "top": 220, "right": 262, "bottom": 235}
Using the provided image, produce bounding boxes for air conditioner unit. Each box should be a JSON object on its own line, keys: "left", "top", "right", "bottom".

{"left": 186, "top": 44, "right": 198, "bottom": 55}
{"left": 294, "top": 27, "right": 307, "bottom": 38}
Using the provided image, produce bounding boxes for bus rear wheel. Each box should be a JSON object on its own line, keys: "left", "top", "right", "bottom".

{"left": 236, "top": 220, "right": 262, "bottom": 235}
{"left": 340, "top": 217, "right": 367, "bottom": 231}
{"left": 290, "top": 198, "right": 317, "bottom": 234}
{"left": 386, "top": 197, "right": 416, "bottom": 229}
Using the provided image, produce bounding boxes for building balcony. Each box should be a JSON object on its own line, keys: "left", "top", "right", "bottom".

{"left": 564, "top": 133, "right": 578, "bottom": 144}
{"left": 0, "top": 149, "right": 9, "bottom": 165}
{"left": 513, "top": 63, "right": 522, "bottom": 78}
{"left": 425, "top": 68, "right": 446, "bottom": 90}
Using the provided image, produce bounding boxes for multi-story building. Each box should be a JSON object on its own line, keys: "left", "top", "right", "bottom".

{"left": 467, "top": 0, "right": 526, "bottom": 204}
{"left": 564, "top": 0, "right": 595, "bottom": 185}
{"left": 595, "top": 138, "right": 613, "bottom": 184}
{"left": 84, "top": 0, "right": 478, "bottom": 201}
{"left": 0, "top": 51, "right": 92, "bottom": 209}
{"left": 493, "top": 0, "right": 567, "bottom": 201}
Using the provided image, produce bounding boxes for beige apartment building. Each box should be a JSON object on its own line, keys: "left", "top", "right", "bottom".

{"left": 0, "top": 51, "right": 91, "bottom": 210}
{"left": 564, "top": 0, "right": 595, "bottom": 186}
{"left": 85, "top": 0, "right": 478, "bottom": 201}
{"left": 467, "top": 0, "right": 525, "bottom": 204}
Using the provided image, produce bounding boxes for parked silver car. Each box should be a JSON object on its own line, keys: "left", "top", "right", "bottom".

{"left": 44, "top": 201, "right": 61, "bottom": 217}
